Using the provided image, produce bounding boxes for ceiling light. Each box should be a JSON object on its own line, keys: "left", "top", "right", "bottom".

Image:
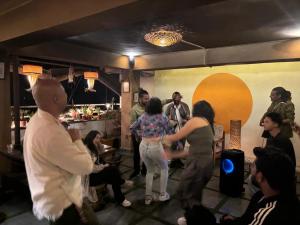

{"left": 20, "top": 64, "right": 43, "bottom": 88}
{"left": 144, "top": 30, "right": 182, "bottom": 47}
{"left": 281, "top": 26, "right": 300, "bottom": 37}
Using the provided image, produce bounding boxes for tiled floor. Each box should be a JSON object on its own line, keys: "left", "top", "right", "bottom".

{"left": 1, "top": 151, "right": 300, "bottom": 225}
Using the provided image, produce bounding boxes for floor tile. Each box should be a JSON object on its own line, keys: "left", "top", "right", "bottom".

{"left": 205, "top": 176, "right": 219, "bottom": 192}
{"left": 125, "top": 188, "right": 158, "bottom": 214}
{"left": 219, "top": 197, "right": 250, "bottom": 217}
{"left": 2, "top": 212, "right": 47, "bottom": 225}
{"left": 135, "top": 217, "right": 166, "bottom": 225}
{"left": 0, "top": 196, "right": 31, "bottom": 218}
{"left": 96, "top": 205, "right": 143, "bottom": 225}
{"left": 152, "top": 199, "right": 184, "bottom": 225}
{"left": 151, "top": 178, "right": 179, "bottom": 197}
{"left": 202, "top": 189, "right": 226, "bottom": 209}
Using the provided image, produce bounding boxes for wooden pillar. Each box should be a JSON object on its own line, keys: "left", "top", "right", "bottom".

{"left": 0, "top": 52, "right": 12, "bottom": 173}
{"left": 120, "top": 69, "right": 140, "bottom": 150}
{"left": 12, "top": 56, "right": 21, "bottom": 150}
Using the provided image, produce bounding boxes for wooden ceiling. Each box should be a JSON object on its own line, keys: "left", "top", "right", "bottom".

{"left": 1, "top": 0, "right": 300, "bottom": 69}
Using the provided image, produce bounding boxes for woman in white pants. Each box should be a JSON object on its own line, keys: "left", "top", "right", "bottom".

{"left": 131, "top": 97, "right": 173, "bottom": 205}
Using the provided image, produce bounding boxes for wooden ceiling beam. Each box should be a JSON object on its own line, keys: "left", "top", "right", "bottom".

{"left": 16, "top": 41, "right": 130, "bottom": 69}
{"left": 134, "top": 38, "right": 300, "bottom": 70}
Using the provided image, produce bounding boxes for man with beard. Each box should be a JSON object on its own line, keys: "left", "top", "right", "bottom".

{"left": 165, "top": 92, "right": 190, "bottom": 168}
{"left": 219, "top": 147, "right": 300, "bottom": 225}
{"left": 129, "top": 88, "right": 150, "bottom": 179}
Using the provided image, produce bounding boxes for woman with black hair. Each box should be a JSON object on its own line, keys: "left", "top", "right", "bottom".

{"left": 83, "top": 130, "right": 132, "bottom": 208}
{"left": 159, "top": 100, "right": 216, "bottom": 225}
{"left": 130, "top": 97, "right": 174, "bottom": 205}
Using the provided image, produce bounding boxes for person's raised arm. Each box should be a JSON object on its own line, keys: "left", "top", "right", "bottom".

{"left": 164, "top": 118, "right": 196, "bottom": 142}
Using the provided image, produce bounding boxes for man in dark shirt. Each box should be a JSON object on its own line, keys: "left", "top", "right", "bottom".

{"left": 219, "top": 147, "right": 300, "bottom": 225}
{"left": 263, "top": 112, "right": 296, "bottom": 168}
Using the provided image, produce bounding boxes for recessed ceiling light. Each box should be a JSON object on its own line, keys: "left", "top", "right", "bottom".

{"left": 281, "top": 26, "right": 300, "bottom": 37}
{"left": 125, "top": 52, "right": 140, "bottom": 61}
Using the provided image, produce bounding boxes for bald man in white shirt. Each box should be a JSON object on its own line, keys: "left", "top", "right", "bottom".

{"left": 23, "top": 79, "right": 95, "bottom": 225}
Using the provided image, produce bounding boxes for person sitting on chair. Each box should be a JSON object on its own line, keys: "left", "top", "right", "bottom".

{"left": 83, "top": 130, "right": 133, "bottom": 208}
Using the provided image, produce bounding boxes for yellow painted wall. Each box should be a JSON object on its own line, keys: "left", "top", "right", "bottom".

{"left": 141, "top": 62, "right": 300, "bottom": 169}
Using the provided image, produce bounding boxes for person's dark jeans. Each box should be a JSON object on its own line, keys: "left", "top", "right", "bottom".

{"left": 50, "top": 203, "right": 100, "bottom": 225}
{"left": 132, "top": 136, "right": 147, "bottom": 175}
{"left": 170, "top": 139, "right": 186, "bottom": 168}
{"left": 89, "top": 166, "right": 125, "bottom": 203}
{"left": 185, "top": 205, "right": 216, "bottom": 225}
{"left": 49, "top": 204, "right": 84, "bottom": 225}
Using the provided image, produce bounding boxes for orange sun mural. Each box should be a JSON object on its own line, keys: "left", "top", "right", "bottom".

{"left": 192, "top": 73, "right": 253, "bottom": 133}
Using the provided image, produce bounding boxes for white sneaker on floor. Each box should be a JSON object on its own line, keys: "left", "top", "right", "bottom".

{"left": 122, "top": 180, "right": 134, "bottom": 188}
{"left": 145, "top": 195, "right": 153, "bottom": 205}
{"left": 177, "top": 217, "right": 187, "bottom": 225}
{"left": 159, "top": 192, "right": 170, "bottom": 202}
{"left": 121, "top": 199, "right": 132, "bottom": 207}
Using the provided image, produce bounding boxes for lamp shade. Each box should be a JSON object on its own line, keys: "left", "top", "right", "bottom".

{"left": 22, "top": 65, "right": 43, "bottom": 75}
{"left": 20, "top": 65, "right": 43, "bottom": 88}
{"left": 84, "top": 71, "right": 98, "bottom": 80}
{"left": 229, "top": 120, "right": 241, "bottom": 149}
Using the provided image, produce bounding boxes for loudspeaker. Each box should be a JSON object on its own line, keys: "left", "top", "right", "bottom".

{"left": 219, "top": 149, "right": 244, "bottom": 197}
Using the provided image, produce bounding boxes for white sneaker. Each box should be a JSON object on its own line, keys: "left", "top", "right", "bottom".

{"left": 159, "top": 192, "right": 170, "bottom": 202}
{"left": 121, "top": 199, "right": 132, "bottom": 207}
{"left": 177, "top": 217, "right": 187, "bottom": 225}
{"left": 145, "top": 195, "right": 153, "bottom": 205}
{"left": 122, "top": 180, "right": 134, "bottom": 188}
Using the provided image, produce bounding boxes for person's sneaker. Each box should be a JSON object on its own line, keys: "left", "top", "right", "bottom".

{"left": 145, "top": 195, "right": 153, "bottom": 205}
{"left": 122, "top": 180, "right": 134, "bottom": 188}
{"left": 159, "top": 192, "right": 170, "bottom": 202}
{"left": 129, "top": 171, "right": 140, "bottom": 179}
{"left": 121, "top": 199, "right": 132, "bottom": 208}
{"left": 177, "top": 217, "right": 187, "bottom": 225}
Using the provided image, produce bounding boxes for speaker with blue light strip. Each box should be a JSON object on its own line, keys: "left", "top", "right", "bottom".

{"left": 219, "top": 149, "right": 244, "bottom": 197}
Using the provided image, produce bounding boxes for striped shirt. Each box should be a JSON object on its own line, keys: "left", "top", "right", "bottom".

{"left": 223, "top": 191, "right": 300, "bottom": 225}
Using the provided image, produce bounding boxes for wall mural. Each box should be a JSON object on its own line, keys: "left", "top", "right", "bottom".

{"left": 192, "top": 73, "right": 253, "bottom": 133}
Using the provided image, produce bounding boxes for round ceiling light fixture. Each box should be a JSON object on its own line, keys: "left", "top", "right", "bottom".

{"left": 144, "top": 29, "right": 183, "bottom": 47}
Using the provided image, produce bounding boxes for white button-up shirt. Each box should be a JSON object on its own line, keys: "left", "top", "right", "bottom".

{"left": 23, "top": 109, "right": 93, "bottom": 221}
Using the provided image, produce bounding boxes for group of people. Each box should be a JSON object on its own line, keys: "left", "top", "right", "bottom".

{"left": 129, "top": 87, "right": 300, "bottom": 225}
{"left": 22, "top": 79, "right": 299, "bottom": 225}
{"left": 129, "top": 89, "right": 215, "bottom": 224}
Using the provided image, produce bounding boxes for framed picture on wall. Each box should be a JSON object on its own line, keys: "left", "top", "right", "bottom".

{"left": 133, "top": 92, "right": 139, "bottom": 103}
{"left": 0, "top": 62, "right": 4, "bottom": 79}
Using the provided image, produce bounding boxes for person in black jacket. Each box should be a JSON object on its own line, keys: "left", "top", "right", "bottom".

{"left": 263, "top": 112, "right": 296, "bottom": 168}
{"left": 220, "top": 147, "right": 300, "bottom": 225}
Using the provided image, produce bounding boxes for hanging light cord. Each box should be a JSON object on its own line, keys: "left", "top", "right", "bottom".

{"left": 181, "top": 40, "right": 205, "bottom": 49}
{"left": 68, "top": 75, "right": 83, "bottom": 105}
{"left": 181, "top": 40, "right": 207, "bottom": 66}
